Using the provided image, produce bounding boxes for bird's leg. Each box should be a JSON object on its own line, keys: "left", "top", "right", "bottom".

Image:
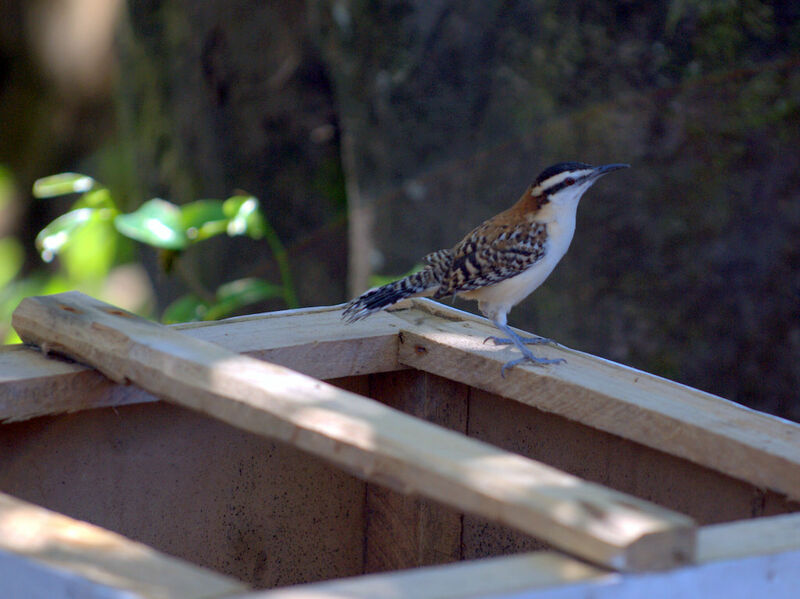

{"left": 484, "top": 333, "right": 554, "bottom": 346}
{"left": 489, "top": 321, "right": 564, "bottom": 377}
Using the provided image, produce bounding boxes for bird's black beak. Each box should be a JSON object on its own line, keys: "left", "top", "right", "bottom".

{"left": 592, "top": 163, "right": 630, "bottom": 179}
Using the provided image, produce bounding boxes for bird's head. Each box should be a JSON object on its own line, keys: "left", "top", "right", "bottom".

{"left": 531, "top": 162, "right": 629, "bottom": 206}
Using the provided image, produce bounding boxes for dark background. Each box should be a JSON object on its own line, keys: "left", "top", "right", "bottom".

{"left": 1, "top": 0, "right": 798, "bottom": 419}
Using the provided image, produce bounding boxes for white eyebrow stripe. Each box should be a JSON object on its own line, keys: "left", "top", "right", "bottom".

{"left": 541, "top": 169, "right": 594, "bottom": 188}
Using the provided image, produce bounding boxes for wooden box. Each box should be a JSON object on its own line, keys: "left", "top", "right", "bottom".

{"left": 1, "top": 292, "right": 799, "bottom": 598}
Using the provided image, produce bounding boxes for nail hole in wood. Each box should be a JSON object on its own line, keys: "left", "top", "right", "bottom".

{"left": 59, "top": 305, "right": 81, "bottom": 313}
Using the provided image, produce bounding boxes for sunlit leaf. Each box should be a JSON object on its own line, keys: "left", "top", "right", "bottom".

{"left": 222, "top": 194, "right": 252, "bottom": 218}
{"left": 223, "top": 194, "right": 265, "bottom": 238}
{"left": 73, "top": 187, "right": 117, "bottom": 210}
{"left": 35, "top": 208, "right": 95, "bottom": 262}
{"left": 0, "top": 237, "right": 24, "bottom": 288}
{"left": 60, "top": 212, "right": 118, "bottom": 282}
{"left": 162, "top": 279, "right": 283, "bottom": 323}
{"left": 180, "top": 199, "right": 228, "bottom": 241}
{"left": 114, "top": 198, "right": 188, "bottom": 250}
{"left": 33, "top": 173, "right": 97, "bottom": 198}
{"left": 162, "top": 293, "right": 208, "bottom": 324}
{"left": 0, "top": 275, "right": 47, "bottom": 344}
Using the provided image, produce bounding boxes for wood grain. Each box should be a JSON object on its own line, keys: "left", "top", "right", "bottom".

{"left": 364, "top": 371, "right": 467, "bottom": 572}
{"left": 0, "top": 304, "right": 401, "bottom": 423}
{"left": 0, "top": 492, "right": 247, "bottom": 599}
{"left": 393, "top": 299, "right": 800, "bottom": 501}
{"left": 214, "top": 515, "right": 800, "bottom": 599}
{"left": 10, "top": 292, "right": 696, "bottom": 571}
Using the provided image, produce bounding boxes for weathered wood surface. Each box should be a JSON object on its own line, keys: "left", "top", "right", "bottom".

{"left": 0, "top": 492, "right": 247, "bottom": 599}
{"left": 0, "top": 400, "right": 368, "bottom": 590}
{"left": 225, "top": 514, "right": 800, "bottom": 599}
{"left": 10, "top": 292, "right": 695, "bottom": 571}
{"left": 3, "top": 297, "right": 800, "bottom": 502}
{"left": 0, "top": 304, "right": 401, "bottom": 422}
{"left": 364, "top": 371, "right": 467, "bottom": 573}
{"left": 393, "top": 299, "right": 800, "bottom": 501}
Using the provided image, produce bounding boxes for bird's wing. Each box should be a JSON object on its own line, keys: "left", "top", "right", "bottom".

{"left": 421, "top": 249, "right": 453, "bottom": 269}
{"left": 434, "top": 221, "right": 547, "bottom": 297}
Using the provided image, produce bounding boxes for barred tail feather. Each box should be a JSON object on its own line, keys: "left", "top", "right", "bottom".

{"left": 343, "top": 269, "right": 439, "bottom": 322}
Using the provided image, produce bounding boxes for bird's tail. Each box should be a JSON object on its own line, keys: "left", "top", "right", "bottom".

{"left": 343, "top": 268, "right": 439, "bottom": 322}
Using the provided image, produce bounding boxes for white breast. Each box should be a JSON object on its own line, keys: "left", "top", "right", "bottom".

{"left": 460, "top": 205, "right": 578, "bottom": 322}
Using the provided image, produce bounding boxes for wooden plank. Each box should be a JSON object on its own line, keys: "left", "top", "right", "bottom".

{"left": 364, "top": 371, "right": 467, "bottom": 572}
{"left": 0, "top": 401, "right": 367, "bottom": 589}
{"left": 392, "top": 299, "right": 800, "bottom": 501}
{"left": 465, "top": 388, "right": 800, "bottom": 526}
{"left": 11, "top": 292, "right": 696, "bottom": 571}
{"left": 698, "top": 512, "right": 800, "bottom": 562}
{"left": 0, "top": 492, "right": 247, "bottom": 599}
{"left": 230, "top": 552, "right": 606, "bottom": 599}
{"left": 239, "top": 546, "right": 800, "bottom": 599}
{"left": 0, "top": 304, "right": 401, "bottom": 423}
{"left": 215, "top": 515, "right": 800, "bottom": 599}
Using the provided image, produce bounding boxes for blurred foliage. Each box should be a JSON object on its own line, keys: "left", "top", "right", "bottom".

{"left": 0, "top": 170, "right": 297, "bottom": 343}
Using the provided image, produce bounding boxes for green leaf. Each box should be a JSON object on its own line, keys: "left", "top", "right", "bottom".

{"left": 115, "top": 198, "right": 188, "bottom": 250}
{"left": 223, "top": 195, "right": 265, "bottom": 238}
{"left": 222, "top": 195, "right": 251, "bottom": 218}
{"left": 162, "top": 293, "right": 208, "bottom": 324}
{"left": 180, "top": 199, "right": 228, "bottom": 241}
{"left": 0, "top": 237, "right": 24, "bottom": 288}
{"left": 59, "top": 211, "right": 118, "bottom": 282}
{"left": 162, "top": 278, "right": 283, "bottom": 324}
{"left": 204, "top": 278, "right": 283, "bottom": 320}
{"left": 35, "top": 207, "right": 95, "bottom": 262}
{"left": 33, "top": 173, "right": 97, "bottom": 198}
{"left": 73, "top": 187, "right": 117, "bottom": 210}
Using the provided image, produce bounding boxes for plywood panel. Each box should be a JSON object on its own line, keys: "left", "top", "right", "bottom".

{"left": 466, "top": 389, "right": 800, "bottom": 524}
{"left": 0, "top": 402, "right": 366, "bottom": 589}
{"left": 365, "top": 371, "right": 467, "bottom": 572}
{"left": 394, "top": 300, "right": 800, "bottom": 501}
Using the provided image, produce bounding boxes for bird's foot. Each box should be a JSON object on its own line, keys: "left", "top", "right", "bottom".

{"left": 500, "top": 351, "right": 565, "bottom": 378}
{"left": 488, "top": 321, "right": 565, "bottom": 377}
{"left": 484, "top": 335, "right": 554, "bottom": 346}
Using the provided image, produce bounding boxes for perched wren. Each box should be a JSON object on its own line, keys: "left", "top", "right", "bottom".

{"left": 343, "top": 162, "right": 629, "bottom": 375}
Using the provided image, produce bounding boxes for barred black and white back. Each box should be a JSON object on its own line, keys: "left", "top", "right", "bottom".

{"left": 342, "top": 220, "right": 548, "bottom": 322}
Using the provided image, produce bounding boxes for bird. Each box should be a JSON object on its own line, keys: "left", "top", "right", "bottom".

{"left": 343, "top": 162, "right": 629, "bottom": 375}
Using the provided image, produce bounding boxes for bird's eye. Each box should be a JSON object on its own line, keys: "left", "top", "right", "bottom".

{"left": 564, "top": 177, "right": 575, "bottom": 186}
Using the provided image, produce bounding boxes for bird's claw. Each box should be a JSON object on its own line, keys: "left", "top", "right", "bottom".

{"left": 500, "top": 355, "right": 566, "bottom": 378}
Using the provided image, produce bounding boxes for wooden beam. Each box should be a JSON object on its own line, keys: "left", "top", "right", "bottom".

{"left": 4, "top": 297, "right": 800, "bottom": 504}
{"left": 11, "top": 292, "right": 695, "bottom": 571}
{"left": 213, "top": 515, "right": 800, "bottom": 599}
{"left": 0, "top": 304, "right": 401, "bottom": 423}
{"left": 392, "top": 299, "right": 800, "bottom": 501}
{"left": 0, "top": 492, "right": 247, "bottom": 599}
{"left": 233, "top": 552, "right": 607, "bottom": 599}
{"left": 699, "top": 512, "right": 800, "bottom": 562}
